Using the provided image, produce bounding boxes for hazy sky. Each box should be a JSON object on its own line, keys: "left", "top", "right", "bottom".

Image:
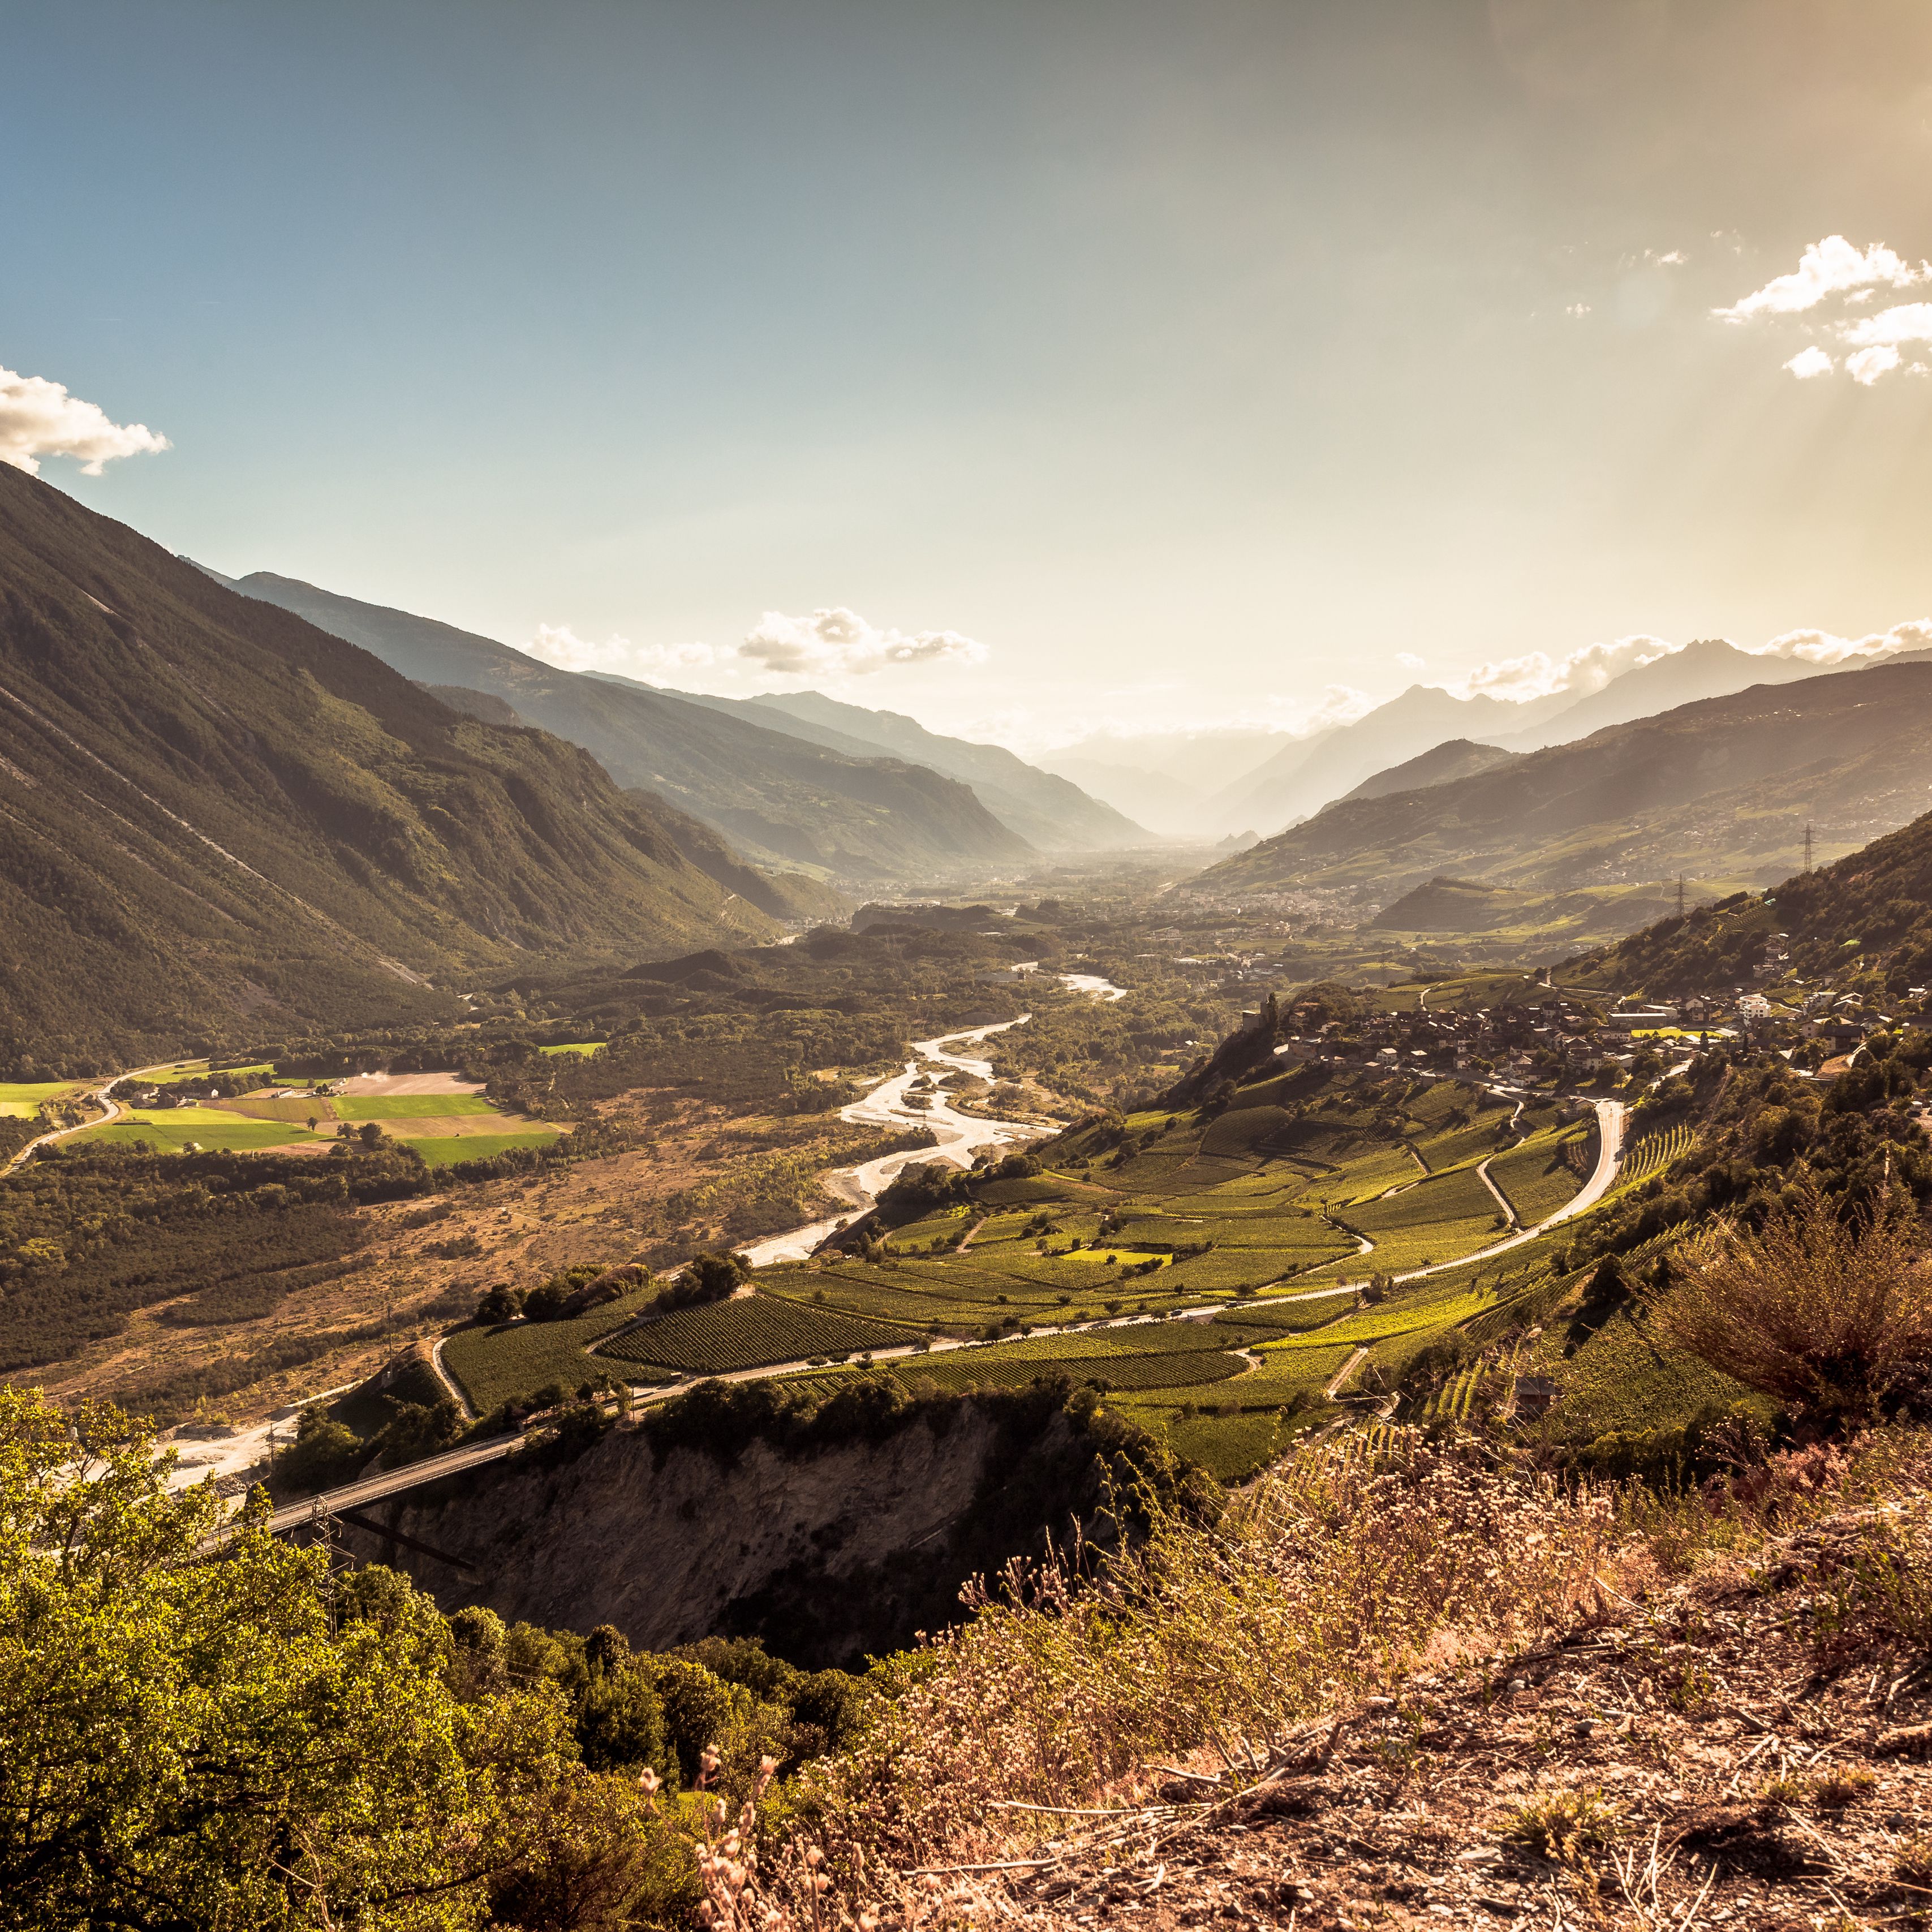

{"left": 7, "top": 1, "right": 1932, "bottom": 748}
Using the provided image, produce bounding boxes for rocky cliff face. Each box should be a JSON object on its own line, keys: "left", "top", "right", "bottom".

{"left": 329, "top": 1388, "right": 1154, "bottom": 1666}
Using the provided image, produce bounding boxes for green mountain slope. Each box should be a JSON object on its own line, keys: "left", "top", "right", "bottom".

{"left": 1195, "top": 663, "right": 1932, "bottom": 911}
{"left": 223, "top": 574, "right": 1032, "bottom": 881}
{"left": 1573, "top": 803, "right": 1932, "bottom": 996}
{"left": 728, "top": 689, "right": 1150, "bottom": 850}
{"left": 0, "top": 468, "right": 776, "bottom": 1073}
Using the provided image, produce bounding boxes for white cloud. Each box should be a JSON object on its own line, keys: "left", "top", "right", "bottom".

{"left": 1784, "top": 346, "right": 1834, "bottom": 379}
{"left": 1847, "top": 344, "right": 1903, "bottom": 386}
{"left": 514, "top": 604, "right": 987, "bottom": 689}
{"left": 1749, "top": 619, "right": 1932, "bottom": 665}
{"left": 1841, "top": 301, "right": 1932, "bottom": 350}
{"left": 1444, "top": 634, "right": 1676, "bottom": 703}
{"left": 1564, "top": 302, "right": 1591, "bottom": 317}
{"left": 1651, "top": 249, "right": 1687, "bottom": 266}
{"left": 1395, "top": 651, "right": 1426, "bottom": 670}
{"left": 0, "top": 364, "right": 170, "bottom": 475}
{"left": 521, "top": 624, "right": 716, "bottom": 678}
{"left": 1714, "top": 235, "right": 1925, "bottom": 321}
{"left": 739, "top": 606, "right": 988, "bottom": 679}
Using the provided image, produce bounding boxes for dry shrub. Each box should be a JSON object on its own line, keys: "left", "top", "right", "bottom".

{"left": 1502, "top": 1787, "right": 1623, "bottom": 1864}
{"left": 1654, "top": 1174, "right": 1932, "bottom": 1425}
{"left": 799, "top": 1430, "right": 1613, "bottom": 1879}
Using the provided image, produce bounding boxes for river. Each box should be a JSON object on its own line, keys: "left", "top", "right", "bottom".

{"left": 738, "top": 971, "right": 1125, "bottom": 1267}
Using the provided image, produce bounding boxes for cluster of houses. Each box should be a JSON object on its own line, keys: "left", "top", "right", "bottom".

{"left": 1261, "top": 980, "right": 1866, "bottom": 1093}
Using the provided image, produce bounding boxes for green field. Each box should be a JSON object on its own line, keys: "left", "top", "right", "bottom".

{"left": 75, "top": 1107, "right": 316, "bottom": 1152}
{"left": 538, "top": 1042, "right": 603, "bottom": 1058}
{"left": 334, "top": 1094, "right": 499, "bottom": 1120}
{"left": 0, "top": 1079, "right": 83, "bottom": 1117}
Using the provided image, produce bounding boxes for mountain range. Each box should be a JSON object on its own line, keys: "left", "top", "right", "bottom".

{"left": 0, "top": 468, "right": 797, "bottom": 1072}
{"left": 683, "top": 687, "right": 1145, "bottom": 852}
{"left": 209, "top": 574, "right": 1144, "bottom": 879}
{"left": 1203, "top": 640, "right": 1836, "bottom": 840}
{"left": 1197, "top": 660, "right": 1932, "bottom": 921}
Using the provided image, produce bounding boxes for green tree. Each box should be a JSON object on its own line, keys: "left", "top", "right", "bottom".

{"left": 0, "top": 1389, "right": 576, "bottom": 1929}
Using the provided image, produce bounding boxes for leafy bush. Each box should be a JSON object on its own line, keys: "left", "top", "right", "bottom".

{"left": 1655, "top": 1174, "right": 1932, "bottom": 1424}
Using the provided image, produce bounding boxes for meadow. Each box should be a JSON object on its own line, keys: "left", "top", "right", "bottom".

{"left": 70, "top": 1075, "right": 558, "bottom": 1163}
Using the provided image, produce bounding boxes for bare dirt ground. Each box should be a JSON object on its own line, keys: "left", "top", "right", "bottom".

{"left": 334, "top": 1072, "right": 487, "bottom": 1096}
{"left": 982, "top": 1522, "right": 1932, "bottom": 1931}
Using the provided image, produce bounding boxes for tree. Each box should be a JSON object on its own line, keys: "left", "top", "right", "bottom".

{"left": 359, "top": 1120, "right": 386, "bottom": 1149}
{"left": 477, "top": 1283, "right": 524, "bottom": 1324}
{"left": 0, "top": 1388, "right": 578, "bottom": 1929}
{"left": 1655, "top": 1174, "right": 1932, "bottom": 1425}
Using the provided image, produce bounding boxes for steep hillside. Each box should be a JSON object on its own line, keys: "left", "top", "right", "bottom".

{"left": 1369, "top": 875, "right": 1530, "bottom": 929}
{"left": 1341, "top": 737, "right": 1520, "bottom": 802}
{"left": 222, "top": 573, "right": 1031, "bottom": 881}
{"left": 716, "top": 688, "right": 1150, "bottom": 850}
{"left": 0, "top": 468, "right": 771, "bottom": 1072}
{"left": 1197, "top": 662, "right": 1932, "bottom": 907}
{"left": 1575, "top": 800, "right": 1932, "bottom": 995}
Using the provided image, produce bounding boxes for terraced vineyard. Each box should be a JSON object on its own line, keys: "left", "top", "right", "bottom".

{"left": 424, "top": 1052, "right": 1636, "bottom": 1487}
{"left": 1619, "top": 1121, "right": 1693, "bottom": 1186}
{"left": 1487, "top": 1124, "right": 1589, "bottom": 1225}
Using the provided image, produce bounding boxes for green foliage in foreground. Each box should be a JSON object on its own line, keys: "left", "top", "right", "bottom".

{"left": 0, "top": 1385, "right": 883, "bottom": 1931}
{"left": 0, "top": 1388, "right": 574, "bottom": 1930}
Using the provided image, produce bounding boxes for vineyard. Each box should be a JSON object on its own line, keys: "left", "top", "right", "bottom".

{"left": 597, "top": 1294, "right": 913, "bottom": 1373}
{"left": 1619, "top": 1121, "right": 1694, "bottom": 1187}
{"left": 442, "top": 1290, "right": 667, "bottom": 1414}
{"left": 414, "top": 1058, "right": 1662, "bottom": 1485}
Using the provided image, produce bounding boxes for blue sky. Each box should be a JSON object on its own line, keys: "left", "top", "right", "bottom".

{"left": 8, "top": 1, "right": 1932, "bottom": 747}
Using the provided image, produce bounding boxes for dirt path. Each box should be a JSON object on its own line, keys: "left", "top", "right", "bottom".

{"left": 1323, "top": 1345, "right": 1369, "bottom": 1399}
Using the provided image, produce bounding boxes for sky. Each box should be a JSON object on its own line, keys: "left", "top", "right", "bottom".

{"left": 7, "top": 0, "right": 1932, "bottom": 751}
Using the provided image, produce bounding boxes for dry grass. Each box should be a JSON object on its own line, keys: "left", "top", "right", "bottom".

{"left": 753, "top": 1422, "right": 1932, "bottom": 1930}
{"left": 796, "top": 1430, "right": 1616, "bottom": 1881}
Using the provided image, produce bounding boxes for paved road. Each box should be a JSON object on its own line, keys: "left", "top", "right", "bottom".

{"left": 3, "top": 1057, "right": 201, "bottom": 1174}
{"left": 229, "top": 1021, "right": 1627, "bottom": 1534}
{"left": 1385, "top": 1095, "right": 1628, "bottom": 1284}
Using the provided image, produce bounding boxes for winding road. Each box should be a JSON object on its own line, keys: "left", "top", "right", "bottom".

{"left": 3, "top": 1058, "right": 204, "bottom": 1176}
{"left": 210, "top": 997, "right": 1636, "bottom": 1536}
